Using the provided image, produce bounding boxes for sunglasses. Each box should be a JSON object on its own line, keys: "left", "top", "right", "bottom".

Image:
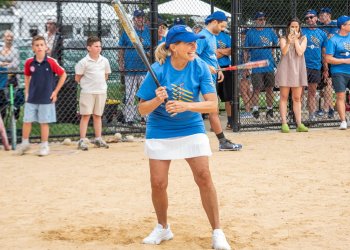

{"left": 304, "top": 15, "right": 315, "bottom": 20}
{"left": 257, "top": 18, "right": 266, "bottom": 21}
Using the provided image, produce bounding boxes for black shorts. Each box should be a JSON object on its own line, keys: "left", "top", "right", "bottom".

{"left": 251, "top": 72, "right": 275, "bottom": 91}
{"left": 217, "top": 66, "right": 233, "bottom": 102}
{"left": 307, "top": 68, "right": 322, "bottom": 85}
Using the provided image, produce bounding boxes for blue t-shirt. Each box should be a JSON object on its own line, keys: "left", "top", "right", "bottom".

{"left": 118, "top": 26, "right": 151, "bottom": 74}
{"left": 326, "top": 33, "right": 350, "bottom": 74}
{"left": 136, "top": 57, "right": 215, "bottom": 139}
{"left": 302, "top": 28, "right": 328, "bottom": 70}
{"left": 244, "top": 28, "right": 278, "bottom": 73}
{"left": 197, "top": 29, "right": 219, "bottom": 69}
{"left": 319, "top": 20, "right": 339, "bottom": 38}
{"left": 216, "top": 31, "right": 231, "bottom": 67}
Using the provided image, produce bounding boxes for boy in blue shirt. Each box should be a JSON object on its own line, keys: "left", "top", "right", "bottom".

{"left": 244, "top": 12, "right": 278, "bottom": 120}
{"left": 325, "top": 15, "right": 350, "bottom": 129}
{"left": 17, "top": 35, "right": 67, "bottom": 156}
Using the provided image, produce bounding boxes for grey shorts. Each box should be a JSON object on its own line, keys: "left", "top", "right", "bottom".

{"left": 251, "top": 72, "right": 275, "bottom": 90}
{"left": 23, "top": 103, "right": 56, "bottom": 123}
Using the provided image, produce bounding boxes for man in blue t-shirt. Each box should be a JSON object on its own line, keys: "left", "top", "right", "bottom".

{"left": 244, "top": 12, "right": 278, "bottom": 120}
{"left": 118, "top": 9, "right": 151, "bottom": 125}
{"left": 325, "top": 15, "right": 350, "bottom": 130}
{"left": 317, "top": 7, "right": 339, "bottom": 119}
{"left": 302, "top": 9, "right": 328, "bottom": 121}
{"left": 197, "top": 11, "right": 242, "bottom": 151}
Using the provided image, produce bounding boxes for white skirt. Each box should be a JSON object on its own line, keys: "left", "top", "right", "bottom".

{"left": 145, "top": 133, "right": 212, "bottom": 160}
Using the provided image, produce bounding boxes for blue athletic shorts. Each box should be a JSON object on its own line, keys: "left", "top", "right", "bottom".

{"left": 23, "top": 103, "right": 56, "bottom": 123}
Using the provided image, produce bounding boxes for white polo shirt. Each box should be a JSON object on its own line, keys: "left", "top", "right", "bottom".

{"left": 75, "top": 54, "right": 111, "bottom": 94}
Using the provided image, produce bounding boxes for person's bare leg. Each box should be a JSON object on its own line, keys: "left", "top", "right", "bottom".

{"left": 187, "top": 156, "right": 220, "bottom": 230}
{"left": 80, "top": 115, "right": 90, "bottom": 138}
{"left": 22, "top": 122, "right": 32, "bottom": 140}
{"left": 307, "top": 83, "right": 317, "bottom": 114}
{"left": 266, "top": 86, "right": 274, "bottom": 108}
{"left": 323, "top": 80, "right": 333, "bottom": 111}
{"left": 291, "top": 87, "right": 303, "bottom": 126}
{"left": 149, "top": 159, "right": 171, "bottom": 228}
{"left": 92, "top": 115, "right": 102, "bottom": 138}
{"left": 279, "top": 87, "right": 290, "bottom": 125}
{"left": 336, "top": 92, "right": 346, "bottom": 122}
{"left": 240, "top": 78, "right": 251, "bottom": 112}
{"left": 209, "top": 109, "right": 223, "bottom": 134}
{"left": 40, "top": 123, "right": 49, "bottom": 142}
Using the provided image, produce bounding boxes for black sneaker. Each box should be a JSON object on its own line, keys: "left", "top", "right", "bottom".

{"left": 266, "top": 109, "right": 273, "bottom": 120}
{"left": 219, "top": 139, "right": 242, "bottom": 151}
{"left": 252, "top": 110, "right": 260, "bottom": 119}
{"left": 328, "top": 108, "right": 335, "bottom": 119}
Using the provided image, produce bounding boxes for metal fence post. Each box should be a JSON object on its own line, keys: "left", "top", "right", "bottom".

{"left": 150, "top": 0, "right": 158, "bottom": 64}
{"left": 97, "top": 2, "right": 102, "bottom": 38}
{"left": 231, "top": 0, "right": 240, "bottom": 132}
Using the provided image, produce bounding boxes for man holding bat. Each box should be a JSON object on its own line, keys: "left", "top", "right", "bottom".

{"left": 196, "top": 11, "right": 242, "bottom": 151}
{"left": 118, "top": 9, "right": 150, "bottom": 125}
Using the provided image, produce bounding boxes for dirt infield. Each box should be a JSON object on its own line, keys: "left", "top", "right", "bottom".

{"left": 1, "top": 128, "right": 350, "bottom": 250}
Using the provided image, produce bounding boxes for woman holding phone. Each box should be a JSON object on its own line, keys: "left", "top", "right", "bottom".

{"left": 275, "top": 18, "right": 309, "bottom": 133}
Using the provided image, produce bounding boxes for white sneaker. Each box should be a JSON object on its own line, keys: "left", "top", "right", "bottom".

{"left": 212, "top": 229, "right": 231, "bottom": 250}
{"left": 38, "top": 144, "right": 50, "bottom": 156}
{"left": 339, "top": 121, "right": 347, "bottom": 130}
{"left": 16, "top": 143, "right": 30, "bottom": 155}
{"left": 142, "top": 223, "right": 174, "bottom": 245}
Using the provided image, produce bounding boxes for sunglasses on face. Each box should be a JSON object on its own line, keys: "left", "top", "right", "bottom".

{"left": 257, "top": 18, "right": 266, "bottom": 21}
{"left": 304, "top": 15, "right": 315, "bottom": 20}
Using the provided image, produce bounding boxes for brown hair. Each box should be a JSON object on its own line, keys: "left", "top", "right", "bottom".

{"left": 32, "top": 35, "right": 46, "bottom": 45}
{"left": 87, "top": 36, "right": 101, "bottom": 46}
{"left": 286, "top": 17, "right": 303, "bottom": 38}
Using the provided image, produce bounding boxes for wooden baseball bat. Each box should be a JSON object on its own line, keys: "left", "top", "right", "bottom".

{"left": 217, "top": 60, "right": 269, "bottom": 71}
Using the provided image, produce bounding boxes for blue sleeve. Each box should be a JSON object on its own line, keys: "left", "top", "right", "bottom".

{"left": 226, "top": 35, "right": 232, "bottom": 48}
{"left": 196, "top": 38, "right": 206, "bottom": 55}
{"left": 325, "top": 38, "right": 335, "bottom": 55}
{"left": 136, "top": 72, "right": 157, "bottom": 101}
{"left": 198, "top": 60, "right": 216, "bottom": 95}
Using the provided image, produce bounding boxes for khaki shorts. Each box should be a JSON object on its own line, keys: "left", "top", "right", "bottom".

{"left": 79, "top": 93, "right": 107, "bottom": 116}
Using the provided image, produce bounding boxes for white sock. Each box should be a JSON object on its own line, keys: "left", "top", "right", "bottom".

{"left": 41, "top": 141, "right": 48, "bottom": 147}
{"left": 253, "top": 106, "right": 259, "bottom": 111}
{"left": 22, "top": 138, "right": 29, "bottom": 145}
{"left": 267, "top": 106, "right": 273, "bottom": 110}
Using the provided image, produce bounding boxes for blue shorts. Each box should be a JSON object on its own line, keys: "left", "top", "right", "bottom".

{"left": 332, "top": 73, "right": 350, "bottom": 93}
{"left": 23, "top": 103, "right": 56, "bottom": 123}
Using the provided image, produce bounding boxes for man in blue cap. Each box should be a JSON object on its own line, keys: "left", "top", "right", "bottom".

{"left": 318, "top": 7, "right": 339, "bottom": 37}
{"left": 301, "top": 9, "right": 328, "bottom": 121}
{"left": 325, "top": 15, "right": 350, "bottom": 129}
{"left": 244, "top": 11, "right": 278, "bottom": 121}
{"left": 197, "top": 11, "right": 242, "bottom": 151}
{"left": 196, "top": 11, "right": 242, "bottom": 151}
{"left": 317, "top": 7, "right": 338, "bottom": 119}
{"left": 118, "top": 9, "right": 151, "bottom": 125}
